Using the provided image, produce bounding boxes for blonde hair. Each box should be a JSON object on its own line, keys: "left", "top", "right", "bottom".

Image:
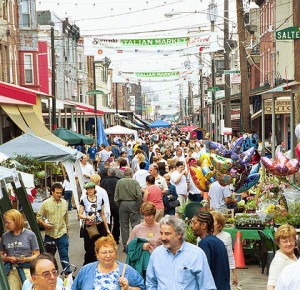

{"left": 90, "top": 174, "right": 101, "bottom": 185}
{"left": 137, "top": 154, "right": 145, "bottom": 163}
{"left": 95, "top": 235, "right": 117, "bottom": 254}
{"left": 211, "top": 211, "right": 226, "bottom": 231}
{"left": 275, "top": 224, "right": 296, "bottom": 245}
{"left": 4, "top": 209, "right": 24, "bottom": 231}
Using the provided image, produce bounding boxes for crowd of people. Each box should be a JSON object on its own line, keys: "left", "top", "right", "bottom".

{"left": 0, "top": 128, "right": 299, "bottom": 289}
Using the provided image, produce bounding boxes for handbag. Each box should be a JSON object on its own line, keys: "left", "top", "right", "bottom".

{"left": 169, "top": 199, "right": 180, "bottom": 208}
{"left": 86, "top": 223, "right": 100, "bottom": 239}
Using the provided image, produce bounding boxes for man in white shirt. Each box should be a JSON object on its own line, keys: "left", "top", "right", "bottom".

{"left": 80, "top": 155, "right": 94, "bottom": 184}
{"left": 133, "top": 161, "right": 149, "bottom": 192}
{"left": 149, "top": 164, "right": 168, "bottom": 194}
{"left": 97, "top": 144, "right": 110, "bottom": 171}
{"left": 209, "top": 180, "right": 236, "bottom": 211}
{"left": 170, "top": 161, "right": 188, "bottom": 206}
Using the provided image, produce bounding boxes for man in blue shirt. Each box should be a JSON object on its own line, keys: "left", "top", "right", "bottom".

{"left": 146, "top": 215, "right": 216, "bottom": 290}
{"left": 191, "top": 212, "right": 230, "bottom": 290}
{"left": 87, "top": 142, "right": 97, "bottom": 170}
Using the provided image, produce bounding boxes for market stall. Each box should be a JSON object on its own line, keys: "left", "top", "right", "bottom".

{"left": 104, "top": 125, "right": 138, "bottom": 140}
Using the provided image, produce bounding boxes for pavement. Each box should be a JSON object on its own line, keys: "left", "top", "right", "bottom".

{"left": 65, "top": 210, "right": 268, "bottom": 290}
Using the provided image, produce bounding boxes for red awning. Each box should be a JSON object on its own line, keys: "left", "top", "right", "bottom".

{"left": 64, "top": 100, "right": 104, "bottom": 115}
{"left": 0, "top": 82, "right": 51, "bottom": 105}
{"left": 0, "top": 95, "right": 33, "bottom": 105}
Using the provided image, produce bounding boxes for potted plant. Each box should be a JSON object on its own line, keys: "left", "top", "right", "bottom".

{"left": 245, "top": 200, "right": 258, "bottom": 213}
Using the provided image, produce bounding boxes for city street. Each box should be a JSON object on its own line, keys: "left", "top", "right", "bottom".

{"left": 66, "top": 210, "right": 268, "bottom": 290}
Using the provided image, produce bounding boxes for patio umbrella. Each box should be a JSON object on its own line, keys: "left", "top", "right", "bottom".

{"left": 180, "top": 125, "right": 199, "bottom": 132}
{"left": 52, "top": 128, "right": 94, "bottom": 145}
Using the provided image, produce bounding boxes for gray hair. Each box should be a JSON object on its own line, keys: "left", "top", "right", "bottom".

{"left": 123, "top": 168, "right": 133, "bottom": 177}
{"left": 159, "top": 215, "right": 186, "bottom": 241}
{"left": 109, "top": 162, "right": 118, "bottom": 169}
{"left": 108, "top": 167, "right": 116, "bottom": 176}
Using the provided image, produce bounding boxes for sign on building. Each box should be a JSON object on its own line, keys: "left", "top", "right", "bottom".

{"left": 264, "top": 99, "right": 290, "bottom": 114}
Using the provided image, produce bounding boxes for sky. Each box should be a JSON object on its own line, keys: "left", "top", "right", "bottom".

{"left": 36, "top": 0, "right": 239, "bottom": 110}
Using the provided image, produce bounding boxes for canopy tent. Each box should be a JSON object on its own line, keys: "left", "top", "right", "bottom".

{"left": 0, "top": 166, "right": 34, "bottom": 188}
{"left": 0, "top": 133, "right": 83, "bottom": 210}
{"left": 180, "top": 126, "right": 206, "bottom": 139}
{"left": 52, "top": 127, "right": 94, "bottom": 145}
{"left": 104, "top": 125, "right": 138, "bottom": 140}
{"left": 180, "top": 125, "right": 200, "bottom": 132}
{"left": 150, "top": 120, "right": 171, "bottom": 128}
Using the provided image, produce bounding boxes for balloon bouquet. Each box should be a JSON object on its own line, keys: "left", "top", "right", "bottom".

{"left": 189, "top": 137, "right": 261, "bottom": 194}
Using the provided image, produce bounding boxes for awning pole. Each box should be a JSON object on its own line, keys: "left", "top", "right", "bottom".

{"left": 271, "top": 96, "right": 276, "bottom": 158}
{"left": 262, "top": 99, "right": 265, "bottom": 157}
{"left": 291, "top": 92, "right": 295, "bottom": 183}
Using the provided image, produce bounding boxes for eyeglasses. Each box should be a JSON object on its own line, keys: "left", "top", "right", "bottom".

{"left": 33, "top": 270, "right": 59, "bottom": 279}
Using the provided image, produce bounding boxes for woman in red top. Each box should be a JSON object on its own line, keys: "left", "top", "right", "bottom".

{"left": 143, "top": 175, "right": 164, "bottom": 222}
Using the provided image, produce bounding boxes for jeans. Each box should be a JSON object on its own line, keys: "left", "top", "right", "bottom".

{"left": 64, "top": 190, "right": 73, "bottom": 211}
{"left": 44, "top": 234, "right": 71, "bottom": 274}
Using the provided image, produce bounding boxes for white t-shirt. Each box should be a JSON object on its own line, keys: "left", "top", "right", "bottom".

{"left": 80, "top": 163, "right": 94, "bottom": 183}
{"left": 133, "top": 169, "right": 150, "bottom": 189}
{"left": 275, "top": 258, "right": 300, "bottom": 290}
{"left": 155, "top": 175, "right": 168, "bottom": 192}
{"left": 209, "top": 181, "right": 231, "bottom": 211}
{"left": 268, "top": 250, "right": 297, "bottom": 286}
{"left": 170, "top": 170, "right": 187, "bottom": 196}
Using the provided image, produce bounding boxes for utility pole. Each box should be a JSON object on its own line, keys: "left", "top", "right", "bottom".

{"left": 294, "top": 0, "right": 300, "bottom": 139}
{"left": 224, "top": 0, "right": 231, "bottom": 128}
{"left": 236, "top": 0, "right": 250, "bottom": 133}
{"left": 208, "top": 0, "right": 217, "bottom": 141}
{"left": 51, "top": 26, "right": 57, "bottom": 130}
{"left": 198, "top": 52, "right": 204, "bottom": 127}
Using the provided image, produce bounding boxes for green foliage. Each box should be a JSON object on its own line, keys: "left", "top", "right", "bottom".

{"left": 0, "top": 155, "right": 61, "bottom": 186}
{"left": 288, "top": 202, "right": 300, "bottom": 216}
{"left": 185, "top": 222, "right": 197, "bottom": 245}
{"left": 244, "top": 200, "right": 257, "bottom": 210}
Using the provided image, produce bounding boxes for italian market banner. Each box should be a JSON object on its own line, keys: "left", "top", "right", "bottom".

{"left": 115, "top": 70, "right": 193, "bottom": 82}
{"left": 84, "top": 33, "right": 221, "bottom": 56}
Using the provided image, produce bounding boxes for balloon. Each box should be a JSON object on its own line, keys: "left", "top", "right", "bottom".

{"left": 231, "top": 147, "right": 255, "bottom": 170}
{"left": 250, "top": 150, "right": 261, "bottom": 165}
{"left": 249, "top": 163, "right": 260, "bottom": 175}
{"left": 285, "top": 159, "right": 300, "bottom": 175}
{"left": 201, "top": 161, "right": 214, "bottom": 180}
{"left": 296, "top": 143, "right": 300, "bottom": 160}
{"left": 234, "top": 166, "right": 251, "bottom": 192}
{"left": 189, "top": 166, "right": 208, "bottom": 192}
{"left": 261, "top": 153, "right": 300, "bottom": 176}
{"left": 236, "top": 173, "right": 260, "bottom": 193}
{"left": 229, "top": 168, "right": 238, "bottom": 178}
{"left": 229, "top": 137, "right": 244, "bottom": 155}
{"left": 209, "top": 142, "right": 230, "bottom": 157}
{"left": 215, "top": 171, "right": 232, "bottom": 186}
{"left": 210, "top": 153, "right": 233, "bottom": 174}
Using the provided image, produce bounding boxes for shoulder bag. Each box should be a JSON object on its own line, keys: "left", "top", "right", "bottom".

{"left": 86, "top": 223, "right": 100, "bottom": 239}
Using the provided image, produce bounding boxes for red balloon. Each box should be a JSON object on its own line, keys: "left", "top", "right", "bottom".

{"left": 296, "top": 143, "right": 300, "bottom": 160}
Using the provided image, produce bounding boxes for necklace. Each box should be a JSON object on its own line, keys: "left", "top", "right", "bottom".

{"left": 146, "top": 224, "right": 155, "bottom": 238}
